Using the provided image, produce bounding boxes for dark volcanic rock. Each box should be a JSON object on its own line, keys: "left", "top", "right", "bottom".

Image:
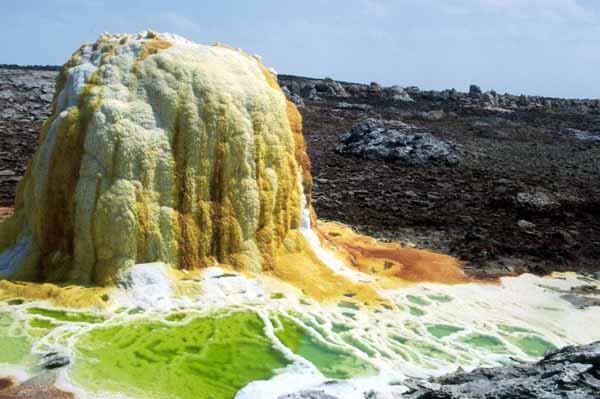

{"left": 403, "top": 341, "right": 600, "bottom": 399}
{"left": 336, "top": 118, "right": 460, "bottom": 165}
{"left": 278, "top": 343, "right": 600, "bottom": 399}
{"left": 469, "top": 84, "right": 482, "bottom": 99}
{"left": 40, "top": 352, "right": 70, "bottom": 370}
{"left": 0, "top": 68, "right": 57, "bottom": 206}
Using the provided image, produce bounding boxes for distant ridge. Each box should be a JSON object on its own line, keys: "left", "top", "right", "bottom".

{"left": 0, "top": 64, "right": 60, "bottom": 71}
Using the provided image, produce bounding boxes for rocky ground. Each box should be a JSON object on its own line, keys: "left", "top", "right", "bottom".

{"left": 281, "top": 75, "right": 600, "bottom": 278}
{"left": 0, "top": 66, "right": 599, "bottom": 278}
{"left": 401, "top": 341, "right": 600, "bottom": 399}
{"left": 0, "top": 68, "right": 55, "bottom": 207}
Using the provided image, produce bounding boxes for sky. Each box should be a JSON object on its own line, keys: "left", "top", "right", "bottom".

{"left": 1, "top": 0, "right": 599, "bottom": 98}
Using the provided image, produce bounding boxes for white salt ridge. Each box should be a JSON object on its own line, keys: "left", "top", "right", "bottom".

{"left": 300, "top": 196, "right": 374, "bottom": 283}
{"left": 236, "top": 372, "right": 406, "bottom": 399}
{"left": 114, "top": 262, "right": 175, "bottom": 311}
{"left": 198, "top": 267, "right": 266, "bottom": 306}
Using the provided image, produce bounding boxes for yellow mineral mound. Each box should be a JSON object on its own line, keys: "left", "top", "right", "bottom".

{"left": 0, "top": 32, "right": 309, "bottom": 284}
{"left": 0, "top": 31, "right": 469, "bottom": 300}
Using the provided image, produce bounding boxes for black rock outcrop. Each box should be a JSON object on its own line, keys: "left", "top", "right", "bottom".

{"left": 335, "top": 118, "right": 460, "bottom": 165}
{"left": 404, "top": 341, "right": 600, "bottom": 399}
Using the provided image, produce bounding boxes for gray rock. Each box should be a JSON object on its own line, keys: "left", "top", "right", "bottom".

{"left": 40, "top": 352, "right": 70, "bottom": 369}
{"left": 0, "top": 89, "right": 15, "bottom": 99}
{"left": 278, "top": 390, "right": 337, "bottom": 399}
{"left": 336, "top": 102, "right": 372, "bottom": 111}
{"left": 40, "top": 93, "right": 54, "bottom": 103}
{"left": 306, "top": 87, "right": 321, "bottom": 101}
{"left": 419, "top": 110, "right": 445, "bottom": 121}
{"left": 384, "top": 86, "right": 414, "bottom": 102}
{"left": 517, "top": 95, "right": 530, "bottom": 107}
{"left": 299, "top": 84, "right": 318, "bottom": 99}
{"left": 364, "top": 390, "right": 404, "bottom": 399}
{"left": 482, "top": 92, "right": 498, "bottom": 107}
{"left": 282, "top": 86, "right": 305, "bottom": 108}
{"left": 405, "top": 86, "right": 420, "bottom": 95}
{"left": 469, "top": 84, "right": 482, "bottom": 98}
{"left": 517, "top": 219, "right": 536, "bottom": 230}
{"left": 322, "top": 78, "right": 349, "bottom": 97}
{"left": 561, "top": 128, "right": 600, "bottom": 142}
{"left": 560, "top": 294, "right": 600, "bottom": 309}
{"left": 515, "top": 191, "right": 560, "bottom": 212}
{"left": 336, "top": 118, "right": 461, "bottom": 165}
{"left": 315, "top": 82, "right": 337, "bottom": 96}
{"left": 404, "top": 341, "right": 600, "bottom": 399}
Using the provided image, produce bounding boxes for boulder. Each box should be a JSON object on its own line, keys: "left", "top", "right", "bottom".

{"left": 403, "top": 341, "right": 600, "bottom": 399}
{"left": 469, "top": 84, "right": 482, "bottom": 99}
{"left": 336, "top": 118, "right": 461, "bottom": 165}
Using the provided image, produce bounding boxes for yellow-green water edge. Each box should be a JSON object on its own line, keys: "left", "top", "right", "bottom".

{"left": 0, "top": 272, "right": 599, "bottom": 399}
{"left": 72, "top": 311, "right": 290, "bottom": 399}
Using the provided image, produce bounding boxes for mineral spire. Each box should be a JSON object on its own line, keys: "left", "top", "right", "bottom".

{"left": 0, "top": 32, "right": 311, "bottom": 284}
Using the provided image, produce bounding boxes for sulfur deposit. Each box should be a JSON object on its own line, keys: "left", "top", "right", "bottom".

{"left": 0, "top": 32, "right": 314, "bottom": 284}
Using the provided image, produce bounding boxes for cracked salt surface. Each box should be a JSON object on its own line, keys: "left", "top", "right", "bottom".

{"left": 1, "top": 268, "right": 598, "bottom": 399}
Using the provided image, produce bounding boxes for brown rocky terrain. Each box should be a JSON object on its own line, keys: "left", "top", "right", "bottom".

{"left": 0, "top": 66, "right": 599, "bottom": 278}
{"left": 280, "top": 74, "right": 600, "bottom": 278}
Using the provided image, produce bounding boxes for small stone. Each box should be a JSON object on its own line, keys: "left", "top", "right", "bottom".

{"left": 335, "top": 102, "right": 372, "bottom": 111}
{"left": 517, "top": 220, "right": 536, "bottom": 230}
{"left": 40, "top": 352, "right": 70, "bottom": 369}
{"left": 515, "top": 191, "right": 559, "bottom": 212}
{"left": 278, "top": 390, "right": 337, "bottom": 399}
{"left": 0, "top": 169, "right": 15, "bottom": 176}
{"left": 420, "top": 110, "right": 445, "bottom": 121}
{"left": 385, "top": 86, "right": 414, "bottom": 102}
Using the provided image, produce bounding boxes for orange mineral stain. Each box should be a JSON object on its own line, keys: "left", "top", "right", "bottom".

{"left": 271, "top": 230, "right": 386, "bottom": 306}
{"left": 317, "top": 221, "right": 470, "bottom": 286}
{"left": 0, "top": 207, "right": 13, "bottom": 222}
